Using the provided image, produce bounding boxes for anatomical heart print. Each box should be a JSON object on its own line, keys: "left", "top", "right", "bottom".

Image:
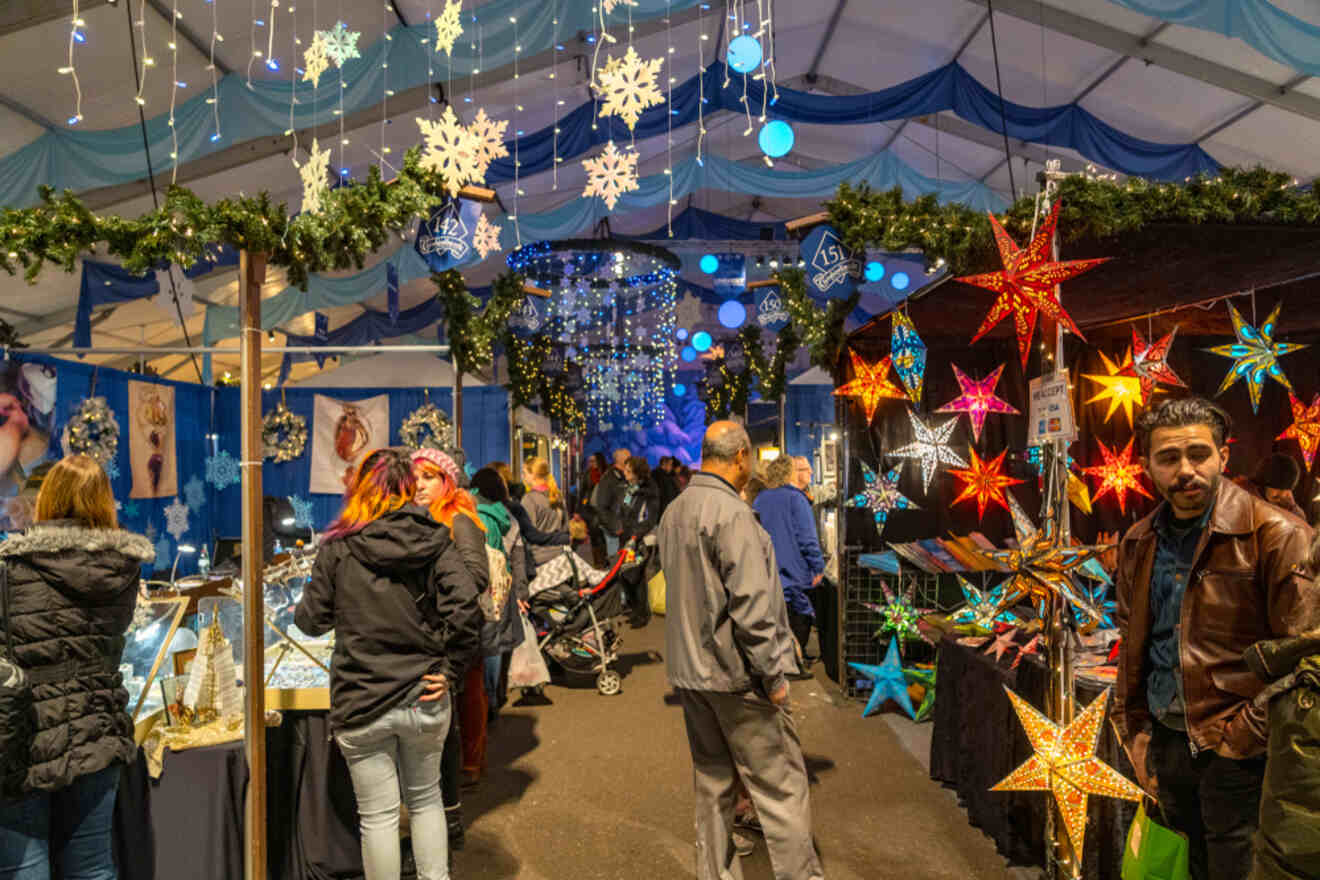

{"left": 310, "top": 394, "right": 389, "bottom": 494}
{"left": 128, "top": 381, "right": 177, "bottom": 500}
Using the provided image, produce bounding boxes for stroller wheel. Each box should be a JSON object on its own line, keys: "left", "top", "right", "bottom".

{"left": 596, "top": 669, "right": 622, "bottom": 696}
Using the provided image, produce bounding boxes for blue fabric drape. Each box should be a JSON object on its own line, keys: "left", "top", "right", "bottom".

{"left": 75, "top": 262, "right": 159, "bottom": 347}
{"left": 630, "top": 207, "right": 787, "bottom": 241}
{"left": 786, "top": 383, "right": 836, "bottom": 460}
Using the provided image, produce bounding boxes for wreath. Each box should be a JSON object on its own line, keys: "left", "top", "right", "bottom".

{"left": 399, "top": 402, "right": 454, "bottom": 451}
{"left": 262, "top": 403, "right": 308, "bottom": 463}
{"left": 62, "top": 396, "right": 120, "bottom": 467}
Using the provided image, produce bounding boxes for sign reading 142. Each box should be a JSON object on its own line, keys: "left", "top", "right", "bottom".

{"left": 803, "top": 224, "right": 861, "bottom": 300}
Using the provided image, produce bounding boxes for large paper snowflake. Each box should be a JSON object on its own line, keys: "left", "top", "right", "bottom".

{"left": 890, "top": 408, "right": 967, "bottom": 493}
{"left": 300, "top": 138, "right": 332, "bottom": 216}
{"left": 183, "top": 476, "right": 206, "bottom": 512}
{"left": 206, "top": 449, "right": 241, "bottom": 491}
{"left": 1205, "top": 302, "right": 1309, "bottom": 414}
{"left": 596, "top": 46, "right": 666, "bottom": 131}
{"left": 601, "top": 0, "right": 639, "bottom": 13}
{"left": 317, "top": 21, "right": 361, "bottom": 69}
{"left": 434, "top": 0, "right": 463, "bottom": 56}
{"left": 849, "top": 462, "right": 919, "bottom": 536}
{"left": 289, "top": 495, "right": 315, "bottom": 529}
{"left": 417, "top": 107, "right": 483, "bottom": 197}
{"left": 582, "top": 141, "right": 639, "bottom": 211}
{"left": 164, "top": 498, "right": 190, "bottom": 541}
{"left": 473, "top": 212, "right": 502, "bottom": 260}
{"left": 301, "top": 32, "right": 330, "bottom": 87}
{"left": 467, "top": 108, "right": 509, "bottom": 174}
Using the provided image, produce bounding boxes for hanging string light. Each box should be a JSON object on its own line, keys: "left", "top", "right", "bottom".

{"left": 134, "top": 0, "right": 154, "bottom": 107}
{"left": 264, "top": 0, "right": 280, "bottom": 71}
{"left": 167, "top": 0, "right": 182, "bottom": 177}
{"left": 60, "top": 1, "right": 84, "bottom": 126}
{"left": 512, "top": 13, "right": 522, "bottom": 245}
{"left": 696, "top": 1, "right": 708, "bottom": 166}
{"left": 206, "top": 0, "right": 223, "bottom": 142}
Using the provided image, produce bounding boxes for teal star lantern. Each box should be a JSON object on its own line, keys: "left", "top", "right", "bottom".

{"left": 948, "top": 575, "right": 1022, "bottom": 631}
{"left": 849, "top": 461, "right": 920, "bottom": 537}
{"left": 1205, "top": 302, "right": 1308, "bottom": 413}
{"left": 890, "top": 311, "right": 927, "bottom": 404}
{"left": 849, "top": 638, "right": 916, "bottom": 719}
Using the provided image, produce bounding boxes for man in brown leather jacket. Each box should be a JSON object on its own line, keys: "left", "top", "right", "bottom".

{"left": 1114, "top": 398, "right": 1317, "bottom": 880}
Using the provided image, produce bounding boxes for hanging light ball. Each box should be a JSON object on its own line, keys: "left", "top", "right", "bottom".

{"left": 681, "top": 346, "right": 698, "bottom": 362}
{"left": 718, "top": 300, "right": 747, "bottom": 329}
{"left": 675, "top": 327, "right": 689, "bottom": 341}
{"left": 692, "top": 331, "right": 713, "bottom": 353}
{"left": 699, "top": 254, "right": 719, "bottom": 274}
{"left": 727, "top": 35, "right": 763, "bottom": 74}
{"left": 891, "top": 272, "right": 911, "bottom": 291}
{"left": 864, "top": 261, "right": 886, "bottom": 282}
{"left": 673, "top": 383, "right": 687, "bottom": 397}
{"left": 758, "top": 120, "right": 794, "bottom": 159}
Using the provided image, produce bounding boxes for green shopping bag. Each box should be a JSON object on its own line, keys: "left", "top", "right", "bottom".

{"left": 1121, "top": 801, "right": 1190, "bottom": 880}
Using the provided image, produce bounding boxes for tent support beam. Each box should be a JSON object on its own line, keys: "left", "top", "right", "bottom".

{"left": 879, "top": 12, "right": 988, "bottom": 153}
{"left": 6, "top": 344, "right": 453, "bottom": 356}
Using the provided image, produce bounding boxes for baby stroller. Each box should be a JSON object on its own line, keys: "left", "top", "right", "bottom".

{"left": 527, "top": 548, "right": 641, "bottom": 695}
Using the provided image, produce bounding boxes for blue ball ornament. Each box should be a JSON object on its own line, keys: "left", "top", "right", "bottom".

{"left": 758, "top": 120, "right": 794, "bottom": 158}
{"left": 864, "top": 261, "right": 886, "bottom": 282}
{"left": 692, "top": 331, "right": 713, "bottom": 353}
{"left": 718, "top": 300, "right": 747, "bottom": 329}
{"left": 699, "top": 254, "right": 719, "bottom": 274}
{"left": 727, "top": 35, "right": 762, "bottom": 74}
{"left": 681, "top": 346, "right": 698, "bottom": 362}
{"left": 891, "top": 272, "right": 910, "bottom": 291}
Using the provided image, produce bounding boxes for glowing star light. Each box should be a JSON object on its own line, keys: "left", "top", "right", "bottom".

{"left": 834, "top": 350, "right": 905, "bottom": 424}
{"left": 948, "top": 575, "right": 1023, "bottom": 631}
{"left": 433, "top": 0, "right": 463, "bottom": 56}
{"left": 936, "top": 363, "right": 1020, "bottom": 443}
{"left": 958, "top": 201, "right": 1108, "bottom": 368}
{"left": 596, "top": 46, "right": 666, "bottom": 131}
{"left": 950, "top": 447, "right": 1024, "bottom": 521}
{"left": 891, "top": 409, "right": 967, "bottom": 493}
{"left": 1084, "top": 349, "right": 1143, "bottom": 427}
{"left": 1122, "top": 326, "right": 1184, "bottom": 404}
{"left": 1206, "top": 302, "right": 1309, "bottom": 413}
{"left": 992, "top": 688, "right": 1144, "bottom": 864}
{"left": 1279, "top": 393, "right": 1320, "bottom": 471}
{"left": 1083, "top": 437, "right": 1153, "bottom": 515}
{"left": 890, "top": 311, "right": 927, "bottom": 403}
{"left": 582, "top": 141, "right": 640, "bottom": 210}
{"left": 862, "top": 579, "right": 934, "bottom": 650}
{"left": 848, "top": 638, "right": 917, "bottom": 719}
{"left": 849, "top": 462, "right": 919, "bottom": 536}
{"left": 472, "top": 213, "right": 502, "bottom": 260}
{"left": 416, "top": 107, "right": 483, "bottom": 197}
{"left": 317, "top": 21, "right": 361, "bottom": 69}
{"left": 301, "top": 33, "right": 330, "bottom": 88}
{"left": 299, "top": 138, "right": 332, "bottom": 216}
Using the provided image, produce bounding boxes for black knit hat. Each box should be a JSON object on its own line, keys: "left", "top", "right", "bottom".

{"left": 470, "top": 467, "right": 510, "bottom": 503}
{"left": 1254, "top": 453, "right": 1301, "bottom": 492}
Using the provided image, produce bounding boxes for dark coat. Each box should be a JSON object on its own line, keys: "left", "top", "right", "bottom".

{"left": 592, "top": 467, "right": 628, "bottom": 535}
{"left": 619, "top": 477, "right": 661, "bottom": 545}
{"left": 0, "top": 522, "right": 153, "bottom": 794}
{"left": 654, "top": 469, "right": 680, "bottom": 516}
{"left": 295, "top": 506, "right": 482, "bottom": 732}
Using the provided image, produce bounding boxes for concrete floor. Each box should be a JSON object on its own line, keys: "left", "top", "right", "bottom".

{"left": 451, "top": 619, "right": 1033, "bottom": 880}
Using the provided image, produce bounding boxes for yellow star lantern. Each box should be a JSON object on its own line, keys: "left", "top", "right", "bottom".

{"left": 833, "top": 349, "right": 906, "bottom": 424}
{"left": 1084, "top": 349, "right": 1144, "bottom": 427}
{"left": 993, "top": 687, "right": 1144, "bottom": 865}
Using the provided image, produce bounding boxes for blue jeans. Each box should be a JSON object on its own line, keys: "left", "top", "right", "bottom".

{"left": 335, "top": 693, "right": 452, "bottom": 880}
{"left": 604, "top": 533, "right": 620, "bottom": 559}
{"left": 0, "top": 763, "right": 121, "bottom": 880}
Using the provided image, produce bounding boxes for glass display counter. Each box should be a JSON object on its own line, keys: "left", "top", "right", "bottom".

{"left": 120, "top": 594, "right": 190, "bottom": 726}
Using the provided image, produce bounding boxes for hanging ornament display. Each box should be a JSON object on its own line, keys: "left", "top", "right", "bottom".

{"left": 433, "top": 0, "right": 463, "bottom": 56}
{"left": 848, "top": 462, "right": 919, "bottom": 536}
{"left": 889, "top": 311, "right": 926, "bottom": 404}
{"left": 1206, "top": 302, "right": 1309, "bottom": 413}
{"left": 417, "top": 107, "right": 483, "bottom": 198}
{"left": 949, "top": 447, "right": 1024, "bottom": 521}
{"left": 1122, "top": 326, "right": 1184, "bottom": 404}
{"left": 1083, "top": 437, "right": 1153, "bottom": 515}
{"left": 957, "top": 201, "right": 1109, "bottom": 368}
{"left": 262, "top": 403, "right": 308, "bottom": 463}
{"left": 163, "top": 498, "right": 190, "bottom": 542}
{"left": 948, "top": 575, "right": 1023, "bottom": 630}
{"left": 833, "top": 350, "right": 904, "bottom": 424}
{"left": 1279, "top": 393, "right": 1320, "bottom": 471}
{"left": 205, "top": 450, "right": 241, "bottom": 491}
{"left": 288, "top": 495, "right": 315, "bottom": 530}
{"left": 301, "top": 33, "right": 330, "bottom": 88}
{"left": 316, "top": 21, "right": 361, "bottom": 69}
{"left": 62, "top": 396, "right": 120, "bottom": 467}
{"left": 992, "top": 688, "right": 1145, "bottom": 865}
{"left": 1083, "top": 349, "right": 1144, "bottom": 427}
{"left": 596, "top": 46, "right": 666, "bottom": 131}
{"left": 848, "top": 638, "right": 917, "bottom": 719}
{"left": 890, "top": 409, "right": 967, "bottom": 494}
{"left": 299, "top": 138, "right": 332, "bottom": 216}
{"left": 398, "top": 402, "right": 454, "bottom": 451}
{"left": 472, "top": 213, "right": 502, "bottom": 260}
{"left": 581, "top": 141, "right": 640, "bottom": 210}
{"left": 183, "top": 476, "right": 206, "bottom": 512}
{"left": 935, "top": 363, "right": 1019, "bottom": 443}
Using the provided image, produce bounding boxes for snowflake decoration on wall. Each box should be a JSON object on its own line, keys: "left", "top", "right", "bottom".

{"left": 473, "top": 213, "right": 502, "bottom": 259}
{"left": 317, "top": 21, "right": 361, "bottom": 69}
{"left": 299, "top": 138, "right": 332, "bottom": 216}
{"left": 582, "top": 141, "right": 639, "bottom": 211}
{"left": 154, "top": 534, "right": 172, "bottom": 568}
{"left": 466, "top": 108, "right": 510, "bottom": 174}
{"left": 288, "top": 495, "right": 315, "bottom": 529}
{"left": 206, "top": 449, "right": 241, "bottom": 491}
{"left": 164, "top": 498, "right": 190, "bottom": 541}
{"left": 676, "top": 293, "right": 704, "bottom": 328}
{"left": 434, "top": 0, "right": 463, "bottom": 55}
{"left": 184, "top": 476, "right": 206, "bottom": 512}
{"left": 103, "top": 458, "right": 120, "bottom": 481}
{"left": 122, "top": 500, "right": 140, "bottom": 520}
{"left": 301, "top": 32, "right": 330, "bottom": 87}
{"left": 417, "top": 107, "right": 483, "bottom": 197}
{"left": 596, "top": 46, "right": 666, "bottom": 130}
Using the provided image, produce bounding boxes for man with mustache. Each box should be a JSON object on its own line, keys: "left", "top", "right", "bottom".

{"left": 1113, "top": 397, "right": 1318, "bottom": 880}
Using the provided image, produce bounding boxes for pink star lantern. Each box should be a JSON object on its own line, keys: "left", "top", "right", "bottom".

{"left": 1122, "top": 326, "right": 1185, "bottom": 405}
{"left": 936, "top": 363, "right": 1021, "bottom": 443}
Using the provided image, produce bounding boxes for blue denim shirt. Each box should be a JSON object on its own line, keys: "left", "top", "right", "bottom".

{"left": 1145, "top": 504, "right": 1212, "bottom": 729}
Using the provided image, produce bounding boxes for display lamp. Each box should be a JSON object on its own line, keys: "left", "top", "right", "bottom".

{"left": 758, "top": 120, "right": 794, "bottom": 158}
{"left": 171, "top": 544, "right": 196, "bottom": 587}
{"left": 727, "top": 34, "right": 762, "bottom": 73}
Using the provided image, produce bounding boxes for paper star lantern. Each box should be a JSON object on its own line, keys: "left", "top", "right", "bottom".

{"left": 1068, "top": 471, "right": 1094, "bottom": 515}
{"left": 957, "top": 201, "right": 1109, "bottom": 368}
{"left": 949, "top": 575, "right": 1023, "bottom": 630}
{"left": 1084, "top": 349, "right": 1144, "bottom": 427}
{"left": 848, "top": 462, "right": 919, "bottom": 536}
{"left": 834, "top": 350, "right": 905, "bottom": 424}
{"left": 992, "top": 687, "right": 1144, "bottom": 864}
{"left": 1279, "top": 393, "right": 1320, "bottom": 471}
{"left": 891, "top": 408, "right": 967, "bottom": 493}
{"left": 1206, "top": 302, "right": 1309, "bottom": 413}
{"left": 890, "top": 311, "right": 927, "bottom": 403}
{"left": 936, "top": 363, "right": 1020, "bottom": 443}
{"left": 849, "top": 638, "right": 917, "bottom": 719}
{"left": 433, "top": 0, "right": 463, "bottom": 56}
{"left": 950, "top": 447, "right": 1024, "bottom": 521}
{"left": 1122, "top": 326, "right": 1184, "bottom": 405}
{"left": 903, "top": 665, "right": 937, "bottom": 722}
{"left": 298, "top": 138, "right": 332, "bottom": 216}
{"left": 1010, "top": 634, "right": 1042, "bottom": 670}
{"left": 582, "top": 141, "right": 640, "bottom": 210}
{"left": 596, "top": 46, "right": 666, "bottom": 130}
{"left": 1074, "top": 581, "right": 1117, "bottom": 632}
{"left": 1083, "top": 437, "right": 1153, "bottom": 515}
{"left": 983, "top": 628, "right": 1020, "bottom": 663}
{"left": 301, "top": 32, "right": 330, "bottom": 87}
{"left": 473, "top": 213, "right": 502, "bottom": 260}
{"left": 317, "top": 21, "right": 361, "bottom": 69}
{"left": 862, "top": 579, "right": 934, "bottom": 650}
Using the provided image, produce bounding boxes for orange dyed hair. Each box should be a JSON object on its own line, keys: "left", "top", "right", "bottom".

{"left": 524, "top": 456, "right": 562, "bottom": 507}
{"left": 323, "top": 449, "right": 415, "bottom": 541}
{"left": 414, "top": 459, "right": 484, "bottom": 532}
{"left": 35, "top": 454, "right": 119, "bottom": 529}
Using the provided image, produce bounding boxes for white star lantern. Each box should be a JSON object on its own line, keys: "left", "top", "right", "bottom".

{"left": 890, "top": 408, "right": 967, "bottom": 493}
{"left": 596, "top": 46, "right": 666, "bottom": 131}
{"left": 299, "top": 138, "right": 332, "bottom": 216}
{"left": 582, "top": 141, "right": 640, "bottom": 211}
{"left": 434, "top": 0, "right": 463, "bottom": 56}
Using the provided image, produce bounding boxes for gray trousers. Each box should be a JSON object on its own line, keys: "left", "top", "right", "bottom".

{"left": 676, "top": 688, "right": 823, "bottom": 880}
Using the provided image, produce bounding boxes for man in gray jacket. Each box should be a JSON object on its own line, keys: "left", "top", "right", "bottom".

{"left": 657, "top": 421, "right": 823, "bottom": 880}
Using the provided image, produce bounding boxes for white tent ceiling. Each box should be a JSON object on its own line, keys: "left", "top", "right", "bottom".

{"left": 2, "top": 0, "right": 1318, "bottom": 385}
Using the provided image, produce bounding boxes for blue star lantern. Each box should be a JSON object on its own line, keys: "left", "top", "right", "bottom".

{"left": 890, "top": 311, "right": 927, "bottom": 404}
{"left": 1205, "top": 302, "right": 1308, "bottom": 413}
{"left": 849, "top": 637, "right": 917, "bottom": 720}
{"left": 288, "top": 495, "right": 315, "bottom": 529}
{"left": 849, "top": 461, "right": 919, "bottom": 537}
{"left": 206, "top": 449, "right": 241, "bottom": 491}
{"left": 184, "top": 476, "right": 206, "bottom": 512}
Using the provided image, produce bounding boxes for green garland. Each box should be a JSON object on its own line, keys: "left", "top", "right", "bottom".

{"left": 774, "top": 268, "right": 858, "bottom": 370}
{"left": 433, "top": 269, "right": 526, "bottom": 375}
{"left": 703, "top": 360, "right": 752, "bottom": 422}
{"left": 501, "top": 330, "right": 584, "bottom": 432}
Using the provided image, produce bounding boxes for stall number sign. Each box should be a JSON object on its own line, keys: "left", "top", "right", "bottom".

{"left": 1027, "top": 371, "right": 1077, "bottom": 444}
{"left": 803, "top": 224, "right": 861, "bottom": 300}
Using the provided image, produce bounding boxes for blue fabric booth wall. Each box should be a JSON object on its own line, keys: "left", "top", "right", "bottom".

{"left": 785, "top": 384, "right": 836, "bottom": 461}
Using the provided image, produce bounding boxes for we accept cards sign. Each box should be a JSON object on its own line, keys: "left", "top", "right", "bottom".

{"left": 1027, "top": 371, "right": 1077, "bottom": 444}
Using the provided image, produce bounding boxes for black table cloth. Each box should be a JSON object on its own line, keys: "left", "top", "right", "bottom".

{"left": 930, "top": 634, "right": 1136, "bottom": 879}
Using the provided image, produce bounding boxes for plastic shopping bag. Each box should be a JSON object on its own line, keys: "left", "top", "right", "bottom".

{"left": 507, "top": 612, "right": 550, "bottom": 689}
{"left": 648, "top": 569, "right": 666, "bottom": 616}
{"left": 1121, "top": 802, "right": 1190, "bottom": 880}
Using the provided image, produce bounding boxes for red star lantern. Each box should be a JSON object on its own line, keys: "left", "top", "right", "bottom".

{"left": 958, "top": 201, "right": 1110, "bottom": 368}
{"left": 950, "top": 447, "right": 1025, "bottom": 521}
{"left": 833, "top": 349, "right": 906, "bottom": 424}
{"left": 1122, "top": 326, "right": 1185, "bottom": 405}
{"left": 1083, "top": 437, "right": 1153, "bottom": 515}
{"left": 1278, "top": 393, "right": 1320, "bottom": 471}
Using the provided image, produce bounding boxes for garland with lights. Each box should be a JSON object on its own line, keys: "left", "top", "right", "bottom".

{"left": 740, "top": 323, "right": 803, "bottom": 401}
{"left": 774, "top": 267, "right": 859, "bottom": 370}
{"left": 261, "top": 402, "right": 308, "bottom": 463}
{"left": 502, "top": 331, "right": 585, "bottom": 433}
{"left": 433, "top": 270, "right": 527, "bottom": 375}
{"left": 62, "top": 397, "right": 119, "bottom": 467}
{"left": 702, "top": 358, "right": 752, "bottom": 422}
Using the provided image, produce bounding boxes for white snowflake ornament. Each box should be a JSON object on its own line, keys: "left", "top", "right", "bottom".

{"left": 473, "top": 213, "right": 502, "bottom": 260}
{"left": 206, "top": 450, "right": 241, "bottom": 491}
{"left": 300, "top": 138, "right": 332, "bottom": 215}
{"left": 601, "top": 0, "right": 639, "bottom": 13}
{"left": 466, "top": 108, "right": 509, "bottom": 174}
{"left": 317, "top": 21, "right": 361, "bottom": 69}
{"left": 582, "top": 141, "right": 639, "bottom": 211}
{"left": 164, "top": 498, "right": 190, "bottom": 541}
{"left": 301, "top": 32, "right": 330, "bottom": 87}
{"left": 416, "top": 107, "right": 483, "bottom": 197}
{"left": 289, "top": 495, "right": 315, "bottom": 529}
{"left": 434, "top": 0, "right": 463, "bottom": 56}
{"left": 596, "top": 46, "right": 665, "bottom": 131}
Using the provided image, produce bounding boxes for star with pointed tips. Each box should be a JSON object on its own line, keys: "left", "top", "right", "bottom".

{"left": 1083, "top": 437, "right": 1153, "bottom": 515}
{"left": 1278, "top": 393, "right": 1320, "bottom": 471}
{"left": 936, "top": 363, "right": 1020, "bottom": 443}
{"left": 848, "top": 461, "right": 919, "bottom": 536}
{"left": 581, "top": 141, "right": 640, "bottom": 210}
{"left": 890, "top": 409, "right": 967, "bottom": 493}
{"left": 466, "top": 107, "right": 509, "bottom": 175}
{"left": 1206, "top": 302, "right": 1309, "bottom": 413}
{"left": 416, "top": 107, "right": 483, "bottom": 196}
{"left": 1084, "top": 349, "right": 1144, "bottom": 427}
{"left": 848, "top": 638, "right": 917, "bottom": 719}
{"left": 862, "top": 578, "right": 934, "bottom": 650}
{"left": 472, "top": 212, "right": 502, "bottom": 260}
{"left": 950, "top": 447, "right": 1024, "bottom": 521}
{"left": 833, "top": 350, "right": 906, "bottom": 424}
{"left": 301, "top": 32, "right": 330, "bottom": 88}
{"left": 1122, "top": 325, "right": 1184, "bottom": 404}
{"left": 948, "top": 575, "right": 1023, "bottom": 630}
{"left": 317, "top": 21, "right": 361, "bottom": 69}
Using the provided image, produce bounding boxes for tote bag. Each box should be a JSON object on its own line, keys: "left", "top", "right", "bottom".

{"left": 1122, "top": 801, "right": 1190, "bottom": 880}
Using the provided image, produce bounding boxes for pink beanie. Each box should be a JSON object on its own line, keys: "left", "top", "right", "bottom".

{"left": 411, "top": 447, "right": 460, "bottom": 486}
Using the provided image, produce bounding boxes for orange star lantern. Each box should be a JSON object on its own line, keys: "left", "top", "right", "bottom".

{"left": 1278, "top": 393, "right": 1320, "bottom": 471}
{"left": 992, "top": 687, "right": 1145, "bottom": 865}
{"left": 958, "top": 201, "right": 1110, "bottom": 368}
{"left": 950, "top": 448, "right": 1024, "bottom": 521}
{"left": 1084, "top": 350, "right": 1144, "bottom": 427}
{"left": 1083, "top": 437, "right": 1153, "bottom": 515}
{"left": 834, "top": 349, "right": 906, "bottom": 424}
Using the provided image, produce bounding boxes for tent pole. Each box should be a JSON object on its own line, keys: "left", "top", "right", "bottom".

{"left": 454, "top": 367, "right": 464, "bottom": 450}
{"left": 239, "top": 249, "right": 268, "bottom": 880}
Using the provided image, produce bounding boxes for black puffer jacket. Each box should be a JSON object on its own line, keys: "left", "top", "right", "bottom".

{"left": 295, "top": 506, "right": 482, "bottom": 732}
{"left": 619, "top": 477, "right": 661, "bottom": 545}
{"left": 0, "top": 522, "right": 153, "bottom": 794}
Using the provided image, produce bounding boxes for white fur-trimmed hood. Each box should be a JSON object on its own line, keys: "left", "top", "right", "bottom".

{"left": 0, "top": 523, "right": 155, "bottom": 562}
